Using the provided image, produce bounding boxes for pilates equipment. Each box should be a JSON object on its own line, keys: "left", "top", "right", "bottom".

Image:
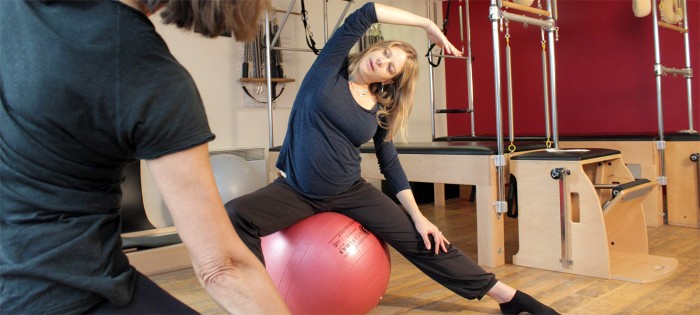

{"left": 359, "top": 23, "right": 384, "bottom": 52}
{"left": 269, "top": 140, "right": 547, "bottom": 268}
{"left": 427, "top": 0, "right": 475, "bottom": 138}
{"left": 124, "top": 153, "right": 263, "bottom": 275}
{"left": 240, "top": 12, "right": 295, "bottom": 105}
{"left": 660, "top": 0, "right": 684, "bottom": 24}
{"left": 665, "top": 133, "right": 700, "bottom": 228}
{"left": 510, "top": 149, "right": 677, "bottom": 283}
{"left": 428, "top": 0, "right": 479, "bottom": 137}
{"left": 269, "top": 141, "right": 545, "bottom": 268}
{"left": 360, "top": 141, "right": 547, "bottom": 268}
{"left": 513, "top": 0, "right": 535, "bottom": 6}
{"left": 490, "top": 0, "right": 560, "bottom": 149}
{"left": 121, "top": 161, "right": 191, "bottom": 276}
{"left": 210, "top": 153, "right": 264, "bottom": 204}
{"left": 497, "top": 0, "right": 560, "bottom": 210}
{"left": 263, "top": 0, "right": 354, "bottom": 147}
{"left": 647, "top": 0, "right": 696, "bottom": 190}
{"left": 261, "top": 212, "right": 391, "bottom": 315}
{"left": 559, "top": 135, "right": 665, "bottom": 227}
{"left": 633, "top": 0, "right": 652, "bottom": 17}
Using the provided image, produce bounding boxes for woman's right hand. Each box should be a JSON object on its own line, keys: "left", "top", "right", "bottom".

{"left": 374, "top": 3, "right": 462, "bottom": 57}
{"left": 423, "top": 19, "right": 462, "bottom": 57}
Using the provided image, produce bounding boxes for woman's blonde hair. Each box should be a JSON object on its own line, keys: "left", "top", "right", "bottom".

{"left": 141, "top": 0, "right": 269, "bottom": 40}
{"left": 348, "top": 41, "right": 418, "bottom": 142}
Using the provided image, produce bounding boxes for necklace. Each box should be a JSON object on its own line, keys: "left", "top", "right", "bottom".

{"left": 349, "top": 81, "right": 369, "bottom": 96}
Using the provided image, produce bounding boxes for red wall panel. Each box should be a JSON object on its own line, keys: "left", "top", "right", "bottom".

{"left": 443, "top": 0, "right": 699, "bottom": 137}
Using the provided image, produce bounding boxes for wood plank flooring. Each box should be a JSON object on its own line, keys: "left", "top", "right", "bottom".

{"left": 150, "top": 197, "right": 700, "bottom": 314}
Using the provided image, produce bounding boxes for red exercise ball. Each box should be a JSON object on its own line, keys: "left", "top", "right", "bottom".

{"left": 261, "top": 212, "right": 391, "bottom": 314}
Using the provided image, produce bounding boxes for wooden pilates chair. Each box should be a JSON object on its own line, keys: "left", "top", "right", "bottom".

{"left": 121, "top": 161, "right": 191, "bottom": 275}
{"left": 666, "top": 133, "right": 700, "bottom": 228}
{"left": 510, "top": 148, "right": 677, "bottom": 283}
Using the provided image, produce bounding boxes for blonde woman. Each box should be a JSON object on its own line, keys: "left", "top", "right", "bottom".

{"left": 226, "top": 2, "right": 558, "bottom": 314}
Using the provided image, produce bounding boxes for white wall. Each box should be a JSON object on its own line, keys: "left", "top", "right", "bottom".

{"left": 150, "top": 0, "right": 448, "bottom": 152}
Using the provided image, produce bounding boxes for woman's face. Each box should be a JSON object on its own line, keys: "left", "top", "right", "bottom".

{"left": 357, "top": 46, "right": 408, "bottom": 84}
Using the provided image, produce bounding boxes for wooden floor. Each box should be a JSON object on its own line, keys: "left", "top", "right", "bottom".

{"left": 150, "top": 197, "right": 700, "bottom": 314}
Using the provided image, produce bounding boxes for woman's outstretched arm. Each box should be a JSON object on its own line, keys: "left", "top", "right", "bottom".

{"left": 373, "top": 3, "right": 462, "bottom": 57}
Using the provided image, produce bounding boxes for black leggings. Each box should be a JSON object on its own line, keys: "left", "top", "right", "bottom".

{"left": 87, "top": 271, "right": 197, "bottom": 314}
{"left": 225, "top": 177, "right": 497, "bottom": 300}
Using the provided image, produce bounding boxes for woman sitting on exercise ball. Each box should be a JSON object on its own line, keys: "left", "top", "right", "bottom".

{"left": 225, "top": 2, "right": 558, "bottom": 314}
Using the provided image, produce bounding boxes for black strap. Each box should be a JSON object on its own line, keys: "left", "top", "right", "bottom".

{"left": 425, "top": 0, "right": 452, "bottom": 67}
{"left": 300, "top": 0, "right": 320, "bottom": 55}
{"left": 241, "top": 85, "right": 285, "bottom": 104}
{"left": 507, "top": 174, "right": 518, "bottom": 218}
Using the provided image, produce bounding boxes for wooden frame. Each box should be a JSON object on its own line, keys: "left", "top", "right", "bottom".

{"left": 361, "top": 152, "right": 505, "bottom": 268}
{"left": 126, "top": 243, "right": 191, "bottom": 276}
{"left": 510, "top": 150, "right": 677, "bottom": 283}
{"left": 269, "top": 146, "right": 518, "bottom": 268}
{"left": 559, "top": 140, "right": 664, "bottom": 227}
{"left": 666, "top": 140, "right": 700, "bottom": 228}
{"left": 501, "top": 0, "right": 551, "bottom": 17}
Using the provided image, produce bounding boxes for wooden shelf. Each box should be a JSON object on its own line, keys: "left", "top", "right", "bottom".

{"left": 240, "top": 78, "right": 295, "bottom": 83}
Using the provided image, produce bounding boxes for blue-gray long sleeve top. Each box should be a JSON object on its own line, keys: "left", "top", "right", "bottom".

{"left": 276, "top": 2, "right": 410, "bottom": 199}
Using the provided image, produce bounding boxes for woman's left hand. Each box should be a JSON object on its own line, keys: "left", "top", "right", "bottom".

{"left": 413, "top": 215, "right": 451, "bottom": 254}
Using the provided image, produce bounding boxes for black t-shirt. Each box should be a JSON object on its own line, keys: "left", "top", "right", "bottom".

{"left": 0, "top": 1, "right": 214, "bottom": 313}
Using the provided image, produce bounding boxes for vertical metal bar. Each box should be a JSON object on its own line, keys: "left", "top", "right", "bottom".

{"left": 681, "top": 0, "right": 695, "bottom": 132}
{"left": 558, "top": 174, "right": 568, "bottom": 268}
{"left": 265, "top": 11, "right": 275, "bottom": 148}
{"left": 323, "top": 0, "right": 328, "bottom": 43}
{"left": 490, "top": 1, "right": 506, "bottom": 209}
{"left": 552, "top": 168, "right": 571, "bottom": 269}
{"left": 652, "top": 0, "right": 667, "bottom": 183}
{"left": 542, "top": 40, "right": 551, "bottom": 141}
{"left": 546, "top": 0, "right": 559, "bottom": 148}
{"left": 459, "top": 3, "right": 464, "bottom": 43}
{"left": 464, "top": 0, "right": 476, "bottom": 136}
{"left": 428, "top": 0, "right": 437, "bottom": 140}
{"left": 506, "top": 43, "right": 515, "bottom": 143}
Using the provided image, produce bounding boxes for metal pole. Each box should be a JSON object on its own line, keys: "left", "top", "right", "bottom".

{"left": 490, "top": 1, "right": 506, "bottom": 214}
{"left": 465, "top": 0, "right": 476, "bottom": 136}
{"left": 681, "top": 0, "right": 696, "bottom": 133}
{"left": 502, "top": 12, "right": 553, "bottom": 28}
{"left": 506, "top": 41, "right": 515, "bottom": 143}
{"left": 323, "top": 0, "right": 328, "bottom": 43}
{"left": 428, "top": 0, "right": 437, "bottom": 140}
{"left": 546, "top": 0, "right": 559, "bottom": 148}
{"left": 652, "top": 0, "right": 667, "bottom": 185}
{"left": 542, "top": 31, "right": 551, "bottom": 143}
{"left": 265, "top": 11, "right": 275, "bottom": 148}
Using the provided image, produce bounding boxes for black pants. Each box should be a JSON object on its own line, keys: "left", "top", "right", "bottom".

{"left": 88, "top": 271, "right": 197, "bottom": 314}
{"left": 225, "top": 177, "right": 497, "bottom": 300}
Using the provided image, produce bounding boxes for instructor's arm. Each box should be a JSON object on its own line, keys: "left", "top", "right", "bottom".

{"left": 147, "top": 144, "right": 289, "bottom": 314}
